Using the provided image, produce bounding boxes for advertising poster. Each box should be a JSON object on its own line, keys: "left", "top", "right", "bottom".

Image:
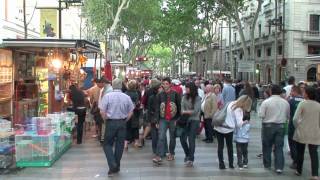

{"left": 40, "top": 9, "right": 58, "bottom": 37}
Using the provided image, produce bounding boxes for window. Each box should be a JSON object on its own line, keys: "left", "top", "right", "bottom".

{"left": 257, "top": 49, "right": 261, "bottom": 57}
{"left": 267, "top": 48, "right": 272, "bottom": 56}
{"left": 308, "top": 45, "right": 320, "bottom": 55}
{"left": 268, "top": 24, "right": 271, "bottom": 35}
{"left": 279, "top": 16, "right": 283, "bottom": 31}
{"left": 234, "top": 33, "right": 237, "bottom": 43}
{"left": 310, "top": 14, "right": 320, "bottom": 31}
{"left": 278, "top": 45, "right": 283, "bottom": 55}
{"left": 258, "top": 24, "right": 262, "bottom": 37}
{"left": 307, "top": 67, "right": 317, "bottom": 82}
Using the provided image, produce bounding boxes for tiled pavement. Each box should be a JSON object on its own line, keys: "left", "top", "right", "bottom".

{"left": 2, "top": 113, "right": 317, "bottom": 180}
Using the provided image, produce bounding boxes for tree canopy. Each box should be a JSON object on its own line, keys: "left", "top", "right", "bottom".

{"left": 83, "top": 0, "right": 262, "bottom": 77}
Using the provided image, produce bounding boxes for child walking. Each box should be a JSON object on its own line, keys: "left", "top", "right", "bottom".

{"left": 234, "top": 112, "right": 250, "bottom": 170}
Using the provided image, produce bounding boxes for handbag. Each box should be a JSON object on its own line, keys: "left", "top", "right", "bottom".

{"left": 177, "top": 114, "right": 190, "bottom": 127}
{"left": 212, "top": 102, "right": 230, "bottom": 126}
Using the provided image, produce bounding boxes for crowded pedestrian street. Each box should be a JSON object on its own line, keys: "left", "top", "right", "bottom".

{"left": 1, "top": 112, "right": 315, "bottom": 180}
{"left": 1, "top": 0, "right": 320, "bottom": 180}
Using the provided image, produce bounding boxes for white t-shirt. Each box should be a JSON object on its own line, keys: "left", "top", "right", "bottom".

{"left": 214, "top": 101, "right": 244, "bottom": 134}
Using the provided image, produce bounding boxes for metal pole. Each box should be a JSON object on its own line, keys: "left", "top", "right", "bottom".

{"left": 282, "top": 0, "right": 286, "bottom": 81}
{"left": 220, "top": 22, "right": 223, "bottom": 78}
{"left": 58, "top": 0, "right": 62, "bottom": 39}
{"left": 23, "top": 0, "right": 27, "bottom": 39}
{"left": 79, "top": 11, "right": 82, "bottom": 39}
{"left": 273, "top": 0, "right": 278, "bottom": 83}
{"left": 229, "top": 18, "right": 233, "bottom": 79}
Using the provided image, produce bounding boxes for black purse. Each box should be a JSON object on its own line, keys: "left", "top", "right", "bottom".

{"left": 177, "top": 114, "right": 190, "bottom": 127}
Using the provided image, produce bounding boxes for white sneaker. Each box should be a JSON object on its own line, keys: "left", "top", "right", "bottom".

{"left": 276, "top": 169, "right": 283, "bottom": 174}
{"left": 243, "top": 165, "right": 248, "bottom": 168}
{"left": 239, "top": 167, "right": 244, "bottom": 170}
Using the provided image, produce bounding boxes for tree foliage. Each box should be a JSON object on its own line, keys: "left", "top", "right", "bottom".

{"left": 119, "top": 0, "right": 163, "bottom": 63}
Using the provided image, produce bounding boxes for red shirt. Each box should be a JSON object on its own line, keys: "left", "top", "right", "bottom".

{"left": 165, "top": 92, "right": 172, "bottom": 121}
{"left": 171, "top": 85, "right": 183, "bottom": 96}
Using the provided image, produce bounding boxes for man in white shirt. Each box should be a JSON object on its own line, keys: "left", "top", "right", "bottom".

{"left": 259, "top": 85, "right": 290, "bottom": 174}
{"left": 283, "top": 76, "right": 295, "bottom": 99}
{"left": 98, "top": 78, "right": 113, "bottom": 143}
{"left": 195, "top": 79, "right": 204, "bottom": 100}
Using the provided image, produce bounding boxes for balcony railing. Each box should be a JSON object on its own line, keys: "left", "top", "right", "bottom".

{"left": 263, "top": 2, "right": 273, "bottom": 14}
{"left": 302, "top": 31, "right": 320, "bottom": 42}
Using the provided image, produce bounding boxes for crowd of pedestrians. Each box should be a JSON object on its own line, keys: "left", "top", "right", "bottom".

{"left": 69, "top": 75, "right": 320, "bottom": 179}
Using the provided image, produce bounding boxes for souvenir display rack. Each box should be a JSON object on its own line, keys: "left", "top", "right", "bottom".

{"left": 15, "top": 112, "right": 75, "bottom": 167}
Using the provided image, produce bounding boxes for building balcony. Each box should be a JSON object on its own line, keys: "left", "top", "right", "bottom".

{"left": 302, "top": 31, "right": 320, "bottom": 42}
{"left": 263, "top": 2, "right": 273, "bottom": 14}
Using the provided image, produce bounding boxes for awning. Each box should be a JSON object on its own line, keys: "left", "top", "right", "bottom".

{"left": 1, "top": 39, "right": 101, "bottom": 53}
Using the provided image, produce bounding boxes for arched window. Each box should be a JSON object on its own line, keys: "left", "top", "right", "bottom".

{"left": 307, "top": 67, "right": 317, "bottom": 82}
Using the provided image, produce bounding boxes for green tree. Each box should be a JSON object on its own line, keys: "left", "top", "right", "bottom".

{"left": 119, "top": 0, "right": 163, "bottom": 64}
{"left": 145, "top": 43, "right": 172, "bottom": 76}
{"left": 158, "top": 0, "right": 202, "bottom": 76}
{"left": 84, "top": 0, "right": 131, "bottom": 56}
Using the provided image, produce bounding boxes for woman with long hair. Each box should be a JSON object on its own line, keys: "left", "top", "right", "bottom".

{"left": 213, "top": 84, "right": 224, "bottom": 110}
{"left": 180, "top": 82, "right": 202, "bottom": 167}
{"left": 214, "top": 95, "right": 252, "bottom": 169}
{"left": 69, "top": 84, "right": 87, "bottom": 144}
{"left": 293, "top": 86, "right": 320, "bottom": 180}
{"left": 125, "top": 80, "right": 141, "bottom": 149}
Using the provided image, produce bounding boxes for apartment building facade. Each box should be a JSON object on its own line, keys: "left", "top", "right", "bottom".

{"left": 224, "top": 0, "right": 320, "bottom": 83}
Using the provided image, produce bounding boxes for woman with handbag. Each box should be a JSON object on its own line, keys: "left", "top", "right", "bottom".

{"left": 180, "top": 82, "right": 202, "bottom": 167}
{"left": 214, "top": 95, "right": 252, "bottom": 169}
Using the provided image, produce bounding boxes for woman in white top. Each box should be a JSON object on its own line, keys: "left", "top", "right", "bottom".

{"left": 214, "top": 95, "right": 252, "bottom": 169}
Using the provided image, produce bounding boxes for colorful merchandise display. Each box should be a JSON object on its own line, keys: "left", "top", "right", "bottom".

{"left": 0, "top": 119, "right": 14, "bottom": 169}
{"left": 15, "top": 112, "right": 76, "bottom": 167}
{"left": 36, "top": 68, "right": 49, "bottom": 116}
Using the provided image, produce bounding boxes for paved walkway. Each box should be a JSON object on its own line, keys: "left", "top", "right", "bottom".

{"left": 2, "top": 113, "right": 316, "bottom": 180}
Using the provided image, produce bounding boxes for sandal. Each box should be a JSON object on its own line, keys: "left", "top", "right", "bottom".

{"left": 152, "top": 157, "right": 162, "bottom": 164}
{"left": 310, "top": 176, "right": 319, "bottom": 180}
{"left": 166, "top": 154, "right": 175, "bottom": 161}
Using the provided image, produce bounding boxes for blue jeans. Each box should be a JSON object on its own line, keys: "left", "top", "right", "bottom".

{"left": 103, "top": 120, "right": 126, "bottom": 171}
{"left": 157, "top": 119, "right": 176, "bottom": 157}
{"left": 180, "top": 120, "right": 199, "bottom": 162}
{"left": 262, "top": 123, "right": 285, "bottom": 170}
{"left": 151, "top": 123, "right": 159, "bottom": 154}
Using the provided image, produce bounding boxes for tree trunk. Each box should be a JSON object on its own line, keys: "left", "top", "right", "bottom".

{"left": 249, "top": 0, "right": 263, "bottom": 82}
{"left": 109, "top": 0, "right": 130, "bottom": 35}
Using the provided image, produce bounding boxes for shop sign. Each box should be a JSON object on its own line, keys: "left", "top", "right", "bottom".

{"left": 237, "top": 61, "right": 254, "bottom": 73}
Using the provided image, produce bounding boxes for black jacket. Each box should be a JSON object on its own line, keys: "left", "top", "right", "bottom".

{"left": 155, "top": 90, "right": 181, "bottom": 122}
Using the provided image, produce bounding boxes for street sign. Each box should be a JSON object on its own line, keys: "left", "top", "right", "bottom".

{"left": 237, "top": 61, "right": 255, "bottom": 73}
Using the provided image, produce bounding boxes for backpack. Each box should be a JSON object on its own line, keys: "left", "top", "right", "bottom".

{"left": 212, "top": 102, "right": 231, "bottom": 127}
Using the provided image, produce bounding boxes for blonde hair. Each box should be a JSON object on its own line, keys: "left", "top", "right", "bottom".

{"left": 127, "top": 80, "right": 137, "bottom": 90}
{"left": 232, "top": 95, "right": 252, "bottom": 112}
{"left": 213, "top": 84, "right": 221, "bottom": 92}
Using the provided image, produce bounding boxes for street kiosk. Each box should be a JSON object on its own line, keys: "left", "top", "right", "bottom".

{"left": 0, "top": 39, "right": 101, "bottom": 167}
